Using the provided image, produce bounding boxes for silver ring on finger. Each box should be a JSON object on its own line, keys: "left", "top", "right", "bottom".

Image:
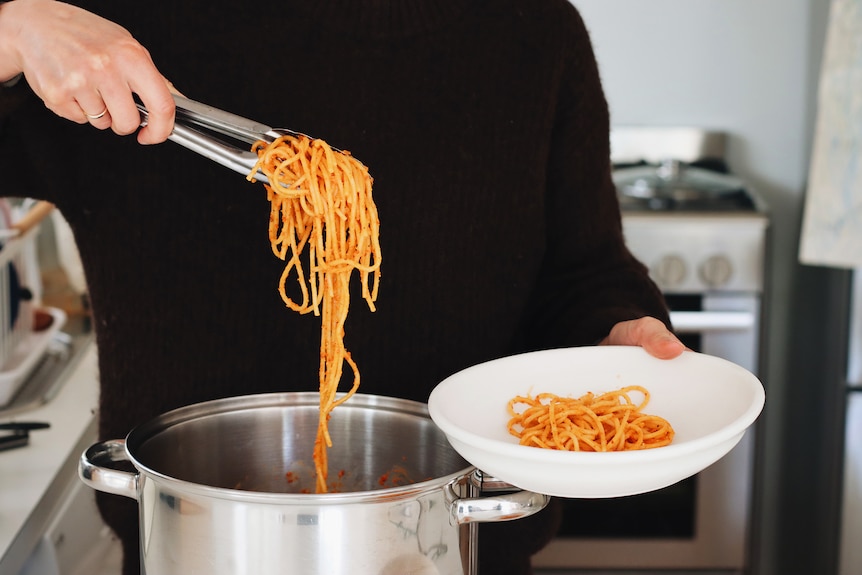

{"left": 85, "top": 107, "right": 108, "bottom": 120}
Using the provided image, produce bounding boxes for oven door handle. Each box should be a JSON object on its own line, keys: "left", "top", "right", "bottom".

{"left": 669, "top": 310, "right": 756, "bottom": 334}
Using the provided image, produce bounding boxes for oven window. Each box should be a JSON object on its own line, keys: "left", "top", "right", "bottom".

{"left": 670, "top": 294, "right": 702, "bottom": 351}
{"left": 556, "top": 479, "right": 696, "bottom": 538}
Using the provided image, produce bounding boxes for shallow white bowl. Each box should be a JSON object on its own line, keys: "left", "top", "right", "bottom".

{"left": 428, "top": 346, "right": 764, "bottom": 499}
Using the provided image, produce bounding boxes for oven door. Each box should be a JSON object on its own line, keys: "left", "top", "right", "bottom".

{"left": 533, "top": 293, "right": 760, "bottom": 574}
{"left": 669, "top": 293, "right": 761, "bottom": 377}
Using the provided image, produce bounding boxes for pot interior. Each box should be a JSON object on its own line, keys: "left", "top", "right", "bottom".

{"left": 128, "top": 392, "right": 470, "bottom": 494}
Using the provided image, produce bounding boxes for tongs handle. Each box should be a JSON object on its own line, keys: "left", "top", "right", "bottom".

{"left": 171, "top": 95, "right": 277, "bottom": 145}
{"left": 137, "top": 95, "right": 273, "bottom": 183}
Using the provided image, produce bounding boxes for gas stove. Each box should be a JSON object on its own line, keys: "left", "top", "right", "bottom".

{"left": 536, "top": 127, "right": 770, "bottom": 573}
{"left": 614, "top": 158, "right": 761, "bottom": 213}
{"left": 611, "top": 126, "right": 765, "bottom": 210}
{"left": 610, "top": 127, "right": 769, "bottom": 296}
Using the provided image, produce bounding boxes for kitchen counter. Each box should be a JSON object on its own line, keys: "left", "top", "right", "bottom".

{"left": 0, "top": 340, "right": 99, "bottom": 574}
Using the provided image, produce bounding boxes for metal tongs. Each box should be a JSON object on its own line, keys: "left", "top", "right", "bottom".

{"left": 137, "top": 95, "right": 318, "bottom": 185}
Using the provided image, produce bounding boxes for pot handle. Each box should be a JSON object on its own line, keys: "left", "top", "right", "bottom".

{"left": 451, "top": 490, "right": 550, "bottom": 525}
{"left": 78, "top": 439, "right": 140, "bottom": 500}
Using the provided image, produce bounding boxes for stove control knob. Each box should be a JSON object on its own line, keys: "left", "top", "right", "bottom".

{"left": 652, "top": 255, "right": 687, "bottom": 288}
{"left": 700, "top": 255, "right": 733, "bottom": 288}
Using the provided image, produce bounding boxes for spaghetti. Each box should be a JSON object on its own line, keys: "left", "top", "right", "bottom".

{"left": 506, "top": 386, "right": 674, "bottom": 452}
{"left": 249, "top": 134, "right": 381, "bottom": 493}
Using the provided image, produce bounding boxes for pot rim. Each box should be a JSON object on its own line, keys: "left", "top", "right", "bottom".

{"left": 123, "top": 392, "right": 476, "bottom": 504}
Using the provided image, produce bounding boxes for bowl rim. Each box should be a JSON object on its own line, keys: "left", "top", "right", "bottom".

{"left": 428, "top": 346, "right": 765, "bottom": 464}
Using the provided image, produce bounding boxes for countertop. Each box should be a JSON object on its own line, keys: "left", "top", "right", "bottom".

{"left": 0, "top": 341, "right": 99, "bottom": 574}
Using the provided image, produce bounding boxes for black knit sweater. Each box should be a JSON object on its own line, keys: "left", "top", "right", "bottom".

{"left": 0, "top": 1, "right": 669, "bottom": 573}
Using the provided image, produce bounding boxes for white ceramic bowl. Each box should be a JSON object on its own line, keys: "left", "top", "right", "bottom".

{"left": 428, "top": 346, "right": 765, "bottom": 498}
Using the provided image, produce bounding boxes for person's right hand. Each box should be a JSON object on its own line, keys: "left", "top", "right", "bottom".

{"left": 0, "top": 0, "right": 174, "bottom": 144}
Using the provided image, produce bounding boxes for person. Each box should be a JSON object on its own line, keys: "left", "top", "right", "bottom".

{"left": 0, "top": 0, "right": 685, "bottom": 573}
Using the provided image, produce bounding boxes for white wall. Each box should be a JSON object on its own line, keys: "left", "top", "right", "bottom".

{"left": 569, "top": 1, "right": 830, "bottom": 573}
{"left": 577, "top": 1, "right": 810, "bottom": 184}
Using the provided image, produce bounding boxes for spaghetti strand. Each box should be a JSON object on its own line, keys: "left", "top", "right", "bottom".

{"left": 249, "top": 135, "right": 381, "bottom": 492}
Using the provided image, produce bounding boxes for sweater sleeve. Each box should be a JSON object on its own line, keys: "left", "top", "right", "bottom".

{"left": 0, "top": 80, "right": 46, "bottom": 200}
{"left": 515, "top": 5, "right": 671, "bottom": 351}
{"left": 0, "top": 88, "right": 35, "bottom": 197}
{"left": 0, "top": 78, "right": 86, "bottom": 205}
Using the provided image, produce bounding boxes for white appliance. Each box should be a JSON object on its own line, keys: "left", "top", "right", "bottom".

{"left": 534, "top": 128, "right": 769, "bottom": 574}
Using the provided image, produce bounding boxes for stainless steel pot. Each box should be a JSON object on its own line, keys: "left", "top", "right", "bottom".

{"left": 79, "top": 392, "right": 548, "bottom": 575}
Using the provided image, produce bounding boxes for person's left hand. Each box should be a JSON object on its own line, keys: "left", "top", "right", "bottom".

{"left": 599, "top": 316, "right": 685, "bottom": 360}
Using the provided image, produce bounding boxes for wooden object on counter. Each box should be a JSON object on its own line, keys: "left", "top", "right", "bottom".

{"left": 12, "top": 201, "right": 54, "bottom": 236}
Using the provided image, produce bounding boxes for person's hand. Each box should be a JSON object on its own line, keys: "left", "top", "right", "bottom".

{"left": 599, "top": 316, "right": 686, "bottom": 360}
{"left": 0, "top": 0, "right": 174, "bottom": 143}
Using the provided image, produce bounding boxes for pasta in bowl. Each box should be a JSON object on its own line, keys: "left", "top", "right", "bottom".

{"left": 427, "top": 346, "right": 764, "bottom": 498}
